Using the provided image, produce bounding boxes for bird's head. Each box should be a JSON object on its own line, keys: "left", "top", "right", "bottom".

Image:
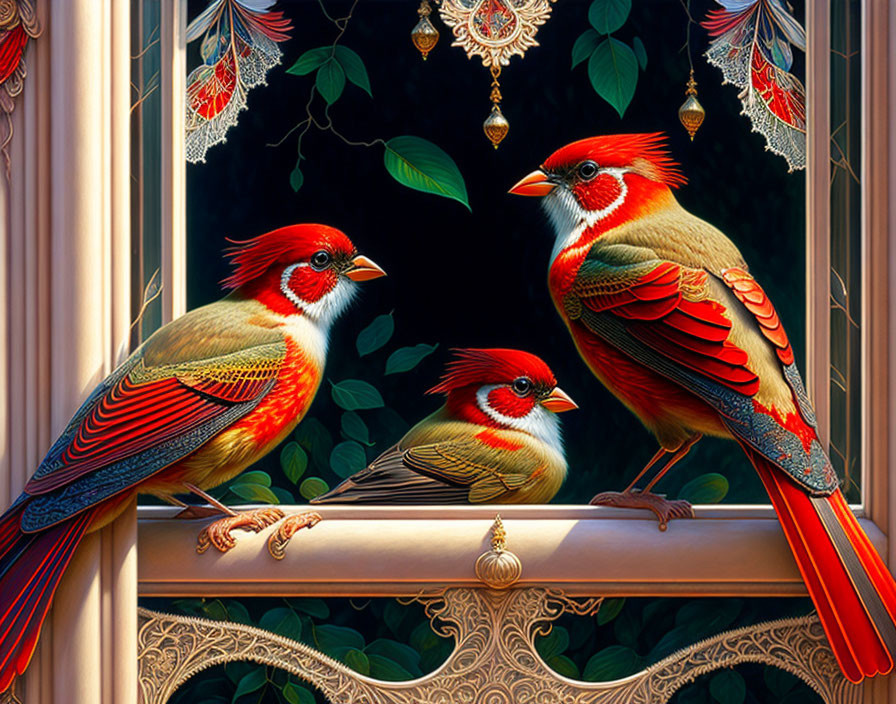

{"left": 509, "top": 133, "right": 686, "bottom": 257}
{"left": 222, "top": 223, "right": 385, "bottom": 325}
{"left": 429, "top": 348, "right": 577, "bottom": 448}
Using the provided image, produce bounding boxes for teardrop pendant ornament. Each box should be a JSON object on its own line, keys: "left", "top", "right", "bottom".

{"left": 483, "top": 65, "right": 509, "bottom": 148}
{"left": 411, "top": 0, "right": 439, "bottom": 60}
{"left": 484, "top": 105, "right": 509, "bottom": 148}
{"left": 678, "top": 70, "right": 705, "bottom": 141}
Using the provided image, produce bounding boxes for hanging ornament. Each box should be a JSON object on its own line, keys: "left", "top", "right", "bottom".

{"left": 438, "top": 0, "right": 556, "bottom": 148}
{"left": 411, "top": 0, "right": 440, "bottom": 60}
{"left": 184, "top": 0, "right": 292, "bottom": 164}
{"left": 702, "top": 0, "right": 806, "bottom": 171}
{"left": 0, "top": 0, "right": 40, "bottom": 177}
{"left": 678, "top": 70, "right": 705, "bottom": 140}
{"left": 483, "top": 66, "right": 509, "bottom": 148}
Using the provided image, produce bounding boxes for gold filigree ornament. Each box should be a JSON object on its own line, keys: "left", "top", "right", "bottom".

{"left": 678, "top": 69, "right": 705, "bottom": 141}
{"left": 411, "top": 0, "right": 440, "bottom": 59}
{"left": 475, "top": 515, "right": 522, "bottom": 589}
{"left": 437, "top": 0, "right": 557, "bottom": 148}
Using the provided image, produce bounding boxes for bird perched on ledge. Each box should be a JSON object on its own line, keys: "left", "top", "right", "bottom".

{"left": 0, "top": 223, "right": 385, "bottom": 692}
{"left": 510, "top": 133, "right": 896, "bottom": 683}
{"left": 313, "top": 348, "right": 576, "bottom": 505}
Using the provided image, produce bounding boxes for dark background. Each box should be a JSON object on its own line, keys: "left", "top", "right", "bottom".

{"left": 186, "top": 0, "right": 806, "bottom": 504}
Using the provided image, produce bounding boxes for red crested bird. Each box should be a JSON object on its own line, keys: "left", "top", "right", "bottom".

{"left": 0, "top": 223, "right": 385, "bottom": 692}
{"left": 509, "top": 133, "right": 896, "bottom": 682}
{"left": 312, "top": 348, "right": 576, "bottom": 505}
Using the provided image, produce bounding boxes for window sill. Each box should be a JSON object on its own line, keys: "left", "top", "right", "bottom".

{"left": 136, "top": 505, "right": 887, "bottom": 598}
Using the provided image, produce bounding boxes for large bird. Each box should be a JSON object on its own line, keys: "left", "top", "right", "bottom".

{"left": 0, "top": 223, "right": 385, "bottom": 692}
{"left": 509, "top": 133, "right": 896, "bottom": 682}
{"left": 313, "top": 348, "right": 576, "bottom": 505}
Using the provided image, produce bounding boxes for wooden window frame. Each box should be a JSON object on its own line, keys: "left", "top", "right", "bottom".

{"left": 128, "top": 0, "right": 895, "bottom": 700}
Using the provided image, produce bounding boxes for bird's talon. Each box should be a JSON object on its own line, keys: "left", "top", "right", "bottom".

{"left": 196, "top": 507, "right": 286, "bottom": 554}
{"left": 268, "top": 512, "right": 322, "bottom": 560}
{"left": 590, "top": 490, "right": 694, "bottom": 531}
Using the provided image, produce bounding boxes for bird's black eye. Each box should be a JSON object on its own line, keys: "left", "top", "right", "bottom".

{"left": 511, "top": 377, "right": 533, "bottom": 396}
{"left": 310, "top": 250, "right": 331, "bottom": 271}
{"left": 577, "top": 161, "right": 599, "bottom": 181}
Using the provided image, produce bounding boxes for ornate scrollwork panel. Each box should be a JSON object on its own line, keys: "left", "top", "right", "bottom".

{"left": 138, "top": 587, "right": 861, "bottom": 704}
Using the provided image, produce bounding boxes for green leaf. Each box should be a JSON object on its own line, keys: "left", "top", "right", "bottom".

{"left": 224, "top": 660, "right": 254, "bottom": 684}
{"left": 289, "top": 162, "right": 304, "bottom": 192}
{"left": 548, "top": 654, "right": 579, "bottom": 679}
{"left": 229, "top": 482, "right": 279, "bottom": 504}
{"left": 341, "top": 411, "right": 373, "bottom": 446}
{"left": 344, "top": 648, "right": 371, "bottom": 675}
{"left": 764, "top": 666, "right": 798, "bottom": 698}
{"left": 367, "top": 654, "right": 414, "bottom": 681}
{"left": 232, "top": 668, "right": 266, "bottom": 702}
{"left": 334, "top": 46, "right": 372, "bottom": 97}
{"left": 259, "top": 607, "right": 303, "bottom": 639}
{"left": 203, "top": 599, "right": 229, "bottom": 621}
{"left": 632, "top": 36, "right": 647, "bottom": 70}
{"left": 536, "top": 626, "right": 570, "bottom": 660}
{"left": 281, "top": 442, "right": 309, "bottom": 484}
{"left": 365, "top": 639, "right": 422, "bottom": 676}
{"left": 282, "top": 682, "right": 315, "bottom": 704}
{"left": 613, "top": 606, "right": 640, "bottom": 647}
{"left": 316, "top": 59, "right": 345, "bottom": 104}
{"left": 588, "top": 0, "right": 631, "bottom": 34}
{"left": 385, "top": 344, "right": 438, "bottom": 375}
{"left": 383, "top": 600, "right": 408, "bottom": 636}
{"left": 232, "top": 470, "right": 271, "bottom": 487}
{"left": 710, "top": 669, "right": 746, "bottom": 704}
{"left": 287, "top": 47, "right": 332, "bottom": 75}
{"left": 676, "top": 598, "right": 742, "bottom": 641}
{"left": 330, "top": 380, "right": 385, "bottom": 411}
{"left": 588, "top": 38, "right": 639, "bottom": 118}
{"left": 384, "top": 136, "right": 470, "bottom": 210}
{"left": 314, "top": 624, "right": 365, "bottom": 655}
{"left": 572, "top": 29, "right": 600, "bottom": 68}
{"left": 225, "top": 600, "right": 252, "bottom": 625}
{"left": 289, "top": 597, "right": 330, "bottom": 619}
{"left": 356, "top": 313, "right": 394, "bottom": 356}
{"left": 649, "top": 624, "right": 690, "bottom": 661}
{"left": 299, "top": 477, "right": 330, "bottom": 501}
{"left": 294, "top": 418, "right": 333, "bottom": 473}
{"left": 272, "top": 487, "right": 295, "bottom": 504}
{"left": 330, "top": 441, "right": 367, "bottom": 478}
{"left": 678, "top": 472, "right": 729, "bottom": 504}
{"left": 583, "top": 645, "right": 644, "bottom": 681}
{"left": 597, "top": 597, "right": 626, "bottom": 625}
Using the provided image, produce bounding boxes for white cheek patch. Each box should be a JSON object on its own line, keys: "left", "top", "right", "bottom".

{"left": 475, "top": 384, "right": 565, "bottom": 458}
{"left": 280, "top": 263, "right": 358, "bottom": 330}
{"left": 543, "top": 168, "right": 628, "bottom": 261}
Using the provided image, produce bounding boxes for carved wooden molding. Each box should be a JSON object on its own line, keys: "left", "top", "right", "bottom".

{"left": 137, "top": 587, "right": 861, "bottom": 704}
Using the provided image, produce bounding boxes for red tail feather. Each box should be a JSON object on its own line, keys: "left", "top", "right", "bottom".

{"left": 0, "top": 506, "right": 94, "bottom": 693}
{"left": 747, "top": 447, "right": 896, "bottom": 682}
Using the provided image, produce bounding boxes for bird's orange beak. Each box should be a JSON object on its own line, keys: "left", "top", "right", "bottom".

{"left": 346, "top": 255, "right": 386, "bottom": 282}
{"left": 541, "top": 387, "right": 578, "bottom": 413}
{"left": 509, "top": 170, "right": 556, "bottom": 197}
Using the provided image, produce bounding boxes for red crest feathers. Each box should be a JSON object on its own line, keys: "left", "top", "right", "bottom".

{"left": 543, "top": 132, "right": 687, "bottom": 188}
{"left": 428, "top": 349, "right": 557, "bottom": 395}
{"left": 221, "top": 224, "right": 355, "bottom": 289}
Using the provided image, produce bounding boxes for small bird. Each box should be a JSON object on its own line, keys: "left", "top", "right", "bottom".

{"left": 509, "top": 133, "right": 896, "bottom": 682}
{"left": 313, "top": 348, "right": 577, "bottom": 505}
{"left": 0, "top": 223, "right": 385, "bottom": 692}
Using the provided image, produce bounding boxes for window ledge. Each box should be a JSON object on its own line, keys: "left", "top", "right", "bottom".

{"left": 136, "top": 505, "right": 888, "bottom": 598}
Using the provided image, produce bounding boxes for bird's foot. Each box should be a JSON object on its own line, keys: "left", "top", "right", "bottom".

{"left": 268, "top": 512, "right": 322, "bottom": 560}
{"left": 589, "top": 490, "right": 694, "bottom": 531}
{"left": 196, "top": 506, "right": 285, "bottom": 554}
{"left": 174, "top": 504, "right": 225, "bottom": 520}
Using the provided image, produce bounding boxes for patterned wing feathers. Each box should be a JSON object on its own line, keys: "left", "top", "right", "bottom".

{"left": 722, "top": 267, "right": 794, "bottom": 365}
